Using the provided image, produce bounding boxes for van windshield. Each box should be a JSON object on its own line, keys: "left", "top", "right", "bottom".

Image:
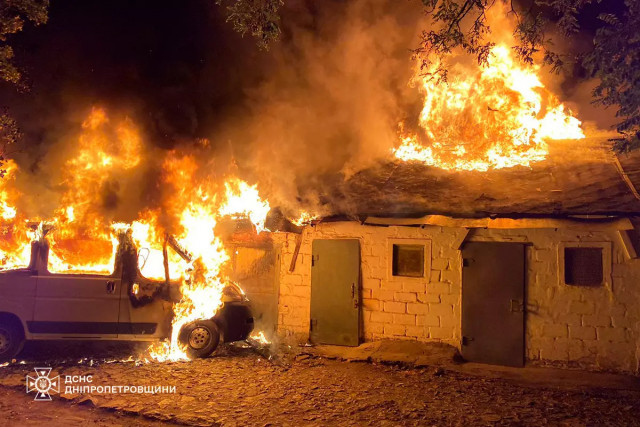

{"left": 137, "top": 243, "right": 187, "bottom": 282}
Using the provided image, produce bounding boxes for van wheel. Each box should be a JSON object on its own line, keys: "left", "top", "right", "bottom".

{"left": 0, "top": 319, "right": 24, "bottom": 362}
{"left": 178, "top": 320, "right": 220, "bottom": 359}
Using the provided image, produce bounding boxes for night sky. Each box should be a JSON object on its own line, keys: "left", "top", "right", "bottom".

{"left": 1, "top": 0, "right": 625, "bottom": 158}
{"left": 1, "top": 0, "right": 265, "bottom": 152}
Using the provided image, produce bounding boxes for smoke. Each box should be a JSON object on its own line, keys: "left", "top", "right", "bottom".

{"left": 0, "top": 0, "right": 618, "bottom": 221}
{"left": 220, "top": 0, "right": 423, "bottom": 217}
{"left": 0, "top": 0, "right": 426, "bottom": 221}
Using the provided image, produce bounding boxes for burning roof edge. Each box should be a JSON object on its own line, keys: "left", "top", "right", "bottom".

{"left": 266, "top": 208, "right": 639, "bottom": 233}
{"left": 266, "top": 212, "right": 639, "bottom": 259}
{"left": 362, "top": 215, "right": 634, "bottom": 231}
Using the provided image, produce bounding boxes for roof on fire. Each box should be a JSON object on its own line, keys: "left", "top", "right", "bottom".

{"left": 315, "top": 138, "right": 640, "bottom": 218}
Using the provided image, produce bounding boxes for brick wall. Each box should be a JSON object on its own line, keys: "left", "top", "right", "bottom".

{"left": 272, "top": 222, "right": 640, "bottom": 373}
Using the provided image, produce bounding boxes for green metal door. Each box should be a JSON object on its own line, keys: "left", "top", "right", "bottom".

{"left": 462, "top": 242, "right": 525, "bottom": 367}
{"left": 310, "top": 239, "right": 360, "bottom": 346}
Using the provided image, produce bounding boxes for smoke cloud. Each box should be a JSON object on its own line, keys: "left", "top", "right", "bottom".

{"left": 0, "top": 0, "right": 623, "bottom": 221}
{"left": 221, "top": 1, "right": 423, "bottom": 217}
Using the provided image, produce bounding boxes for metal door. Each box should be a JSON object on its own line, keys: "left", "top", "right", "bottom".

{"left": 310, "top": 239, "right": 360, "bottom": 346}
{"left": 462, "top": 242, "right": 525, "bottom": 367}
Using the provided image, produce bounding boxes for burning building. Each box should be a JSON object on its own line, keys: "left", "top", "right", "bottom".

{"left": 263, "top": 7, "right": 640, "bottom": 373}
{"left": 241, "top": 41, "right": 640, "bottom": 372}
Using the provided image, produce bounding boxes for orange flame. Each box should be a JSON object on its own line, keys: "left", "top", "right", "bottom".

{"left": 292, "top": 211, "right": 319, "bottom": 226}
{"left": 394, "top": 43, "right": 585, "bottom": 171}
{"left": 0, "top": 107, "right": 271, "bottom": 363}
{"left": 0, "top": 160, "right": 33, "bottom": 269}
{"left": 218, "top": 179, "right": 271, "bottom": 233}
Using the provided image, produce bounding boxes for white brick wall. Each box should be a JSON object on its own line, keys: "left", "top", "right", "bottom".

{"left": 272, "top": 222, "right": 640, "bottom": 373}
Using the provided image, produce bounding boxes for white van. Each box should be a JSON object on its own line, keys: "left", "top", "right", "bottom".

{"left": 0, "top": 231, "right": 253, "bottom": 361}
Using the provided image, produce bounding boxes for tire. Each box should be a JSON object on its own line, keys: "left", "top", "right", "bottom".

{"left": 178, "top": 319, "right": 220, "bottom": 359}
{"left": 0, "top": 319, "right": 24, "bottom": 362}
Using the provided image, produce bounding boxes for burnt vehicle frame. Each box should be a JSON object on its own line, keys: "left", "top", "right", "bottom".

{"left": 0, "top": 228, "right": 253, "bottom": 361}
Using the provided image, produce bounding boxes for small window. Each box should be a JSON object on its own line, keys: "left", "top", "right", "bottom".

{"left": 392, "top": 244, "right": 425, "bottom": 277}
{"left": 564, "top": 247, "right": 603, "bottom": 286}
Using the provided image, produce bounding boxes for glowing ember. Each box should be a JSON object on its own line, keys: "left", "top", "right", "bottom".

{"left": 250, "top": 331, "right": 271, "bottom": 345}
{"left": 292, "top": 212, "right": 319, "bottom": 226}
{"left": 394, "top": 43, "right": 585, "bottom": 171}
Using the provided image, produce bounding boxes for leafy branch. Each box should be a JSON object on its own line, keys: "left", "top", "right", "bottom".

{"left": 415, "top": 0, "right": 640, "bottom": 150}
{"left": 216, "top": 0, "right": 283, "bottom": 50}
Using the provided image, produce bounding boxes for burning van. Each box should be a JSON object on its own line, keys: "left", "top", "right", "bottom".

{"left": 0, "top": 227, "right": 254, "bottom": 361}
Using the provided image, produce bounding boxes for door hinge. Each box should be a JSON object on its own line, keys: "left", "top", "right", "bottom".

{"left": 311, "top": 255, "right": 318, "bottom": 267}
{"left": 310, "top": 319, "right": 317, "bottom": 330}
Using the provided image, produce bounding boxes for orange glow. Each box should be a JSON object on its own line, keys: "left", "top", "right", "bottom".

{"left": 0, "top": 160, "right": 33, "bottom": 270}
{"left": 250, "top": 331, "right": 270, "bottom": 345}
{"left": 44, "top": 107, "right": 143, "bottom": 274}
{"left": 292, "top": 211, "right": 319, "bottom": 226}
{"left": 148, "top": 173, "right": 270, "bottom": 361}
{"left": 218, "top": 179, "right": 270, "bottom": 233}
{"left": 394, "top": 42, "right": 585, "bottom": 171}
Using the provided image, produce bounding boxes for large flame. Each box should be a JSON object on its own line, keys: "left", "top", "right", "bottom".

{"left": 0, "top": 107, "right": 271, "bottom": 363}
{"left": 44, "top": 107, "right": 143, "bottom": 274}
{"left": 219, "top": 180, "right": 270, "bottom": 233}
{"left": 394, "top": 40, "right": 585, "bottom": 171}
{"left": 0, "top": 159, "right": 34, "bottom": 269}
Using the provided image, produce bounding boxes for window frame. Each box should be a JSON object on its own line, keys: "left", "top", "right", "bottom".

{"left": 557, "top": 241, "right": 611, "bottom": 288}
{"left": 387, "top": 238, "right": 431, "bottom": 282}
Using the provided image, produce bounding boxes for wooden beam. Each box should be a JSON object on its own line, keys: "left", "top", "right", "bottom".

{"left": 289, "top": 232, "right": 303, "bottom": 272}
{"left": 453, "top": 228, "right": 470, "bottom": 250}
{"left": 613, "top": 154, "right": 640, "bottom": 201}
{"left": 364, "top": 215, "right": 633, "bottom": 231}
{"left": 618, "top": 230, "right": 638, "bottom": 260}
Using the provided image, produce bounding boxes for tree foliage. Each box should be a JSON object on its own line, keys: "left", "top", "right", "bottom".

{"left": 217, "top": 0, "right": 283, "bottom": 50}
{"left": 1, "top": 0, "right": 49, "bottom": 84}
{"left": 0, "top": 0, "right": 48, "bottom": 170}
{"left": 221, "top": 0, "right": 640, "bottom": 150}
{"left": 415, "top": 0, "right": 640, "bottom": 151}
{"left": 582, "top": 1, "right": 640, "bottom": 151}
{"left": 0, "top": 112, "right": 20, "bottom": 177}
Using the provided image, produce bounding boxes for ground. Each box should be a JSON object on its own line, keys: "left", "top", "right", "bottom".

{"left": 0, "top": 386, "right": 178, "bottom": 426}
{"left": 1, "top": 342, "right": 639, "bottom": 425}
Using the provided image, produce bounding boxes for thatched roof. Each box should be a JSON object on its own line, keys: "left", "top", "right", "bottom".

{"left": 317, "top": 138, "right": 640, "bottom": 218}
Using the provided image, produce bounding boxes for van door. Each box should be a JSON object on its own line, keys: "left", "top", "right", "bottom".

{"left": 0, "top": 270, "right": 38, "bottom": 332}
{"left": 117, "top": 280, "right": 168, "bottom": 339}
{"left": 30, "top": 274, "right": 121, "bottom": 338}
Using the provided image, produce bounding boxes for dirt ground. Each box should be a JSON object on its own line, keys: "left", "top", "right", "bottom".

{"left": 0, "top": 386, "right": 179, "bottom": 427}
{"left": 1, "top": 342, "right": 639, "bottom": 426}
